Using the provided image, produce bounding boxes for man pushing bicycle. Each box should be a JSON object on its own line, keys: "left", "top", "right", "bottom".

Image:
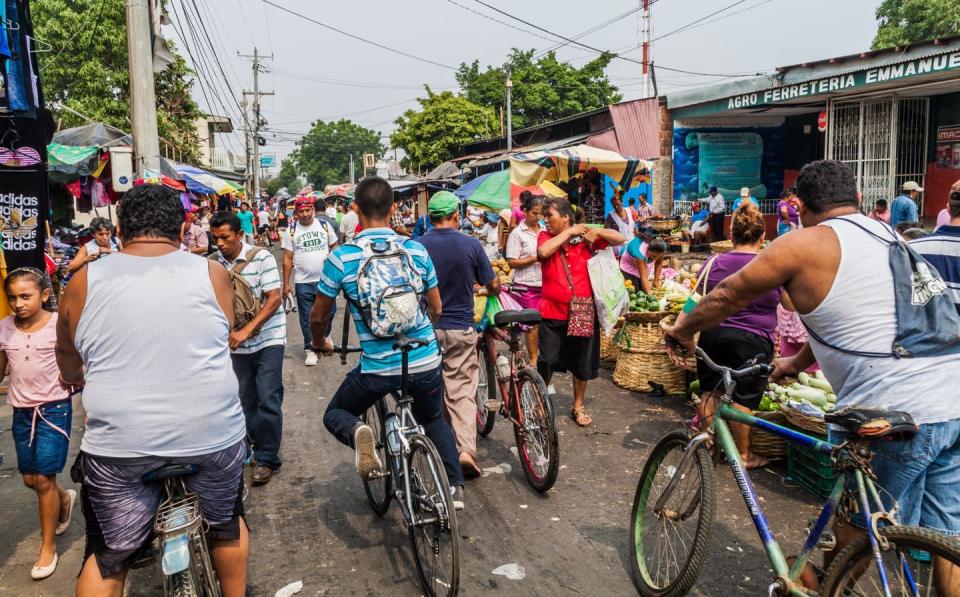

{"left": 309, "top": 177, "right": 466, "bottom": 510}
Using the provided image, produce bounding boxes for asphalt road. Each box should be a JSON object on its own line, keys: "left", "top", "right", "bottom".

{"left": 0, "top": 293, "right": 822, "bottom": 596}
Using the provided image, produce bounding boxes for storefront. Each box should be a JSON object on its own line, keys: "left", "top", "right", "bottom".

{"left": 665, "top": 36, "right": 960, "bottom": 223}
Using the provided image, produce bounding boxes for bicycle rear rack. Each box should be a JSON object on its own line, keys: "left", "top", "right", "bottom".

{"left": 154, "top": 493, "right": 203, "bottom": 536}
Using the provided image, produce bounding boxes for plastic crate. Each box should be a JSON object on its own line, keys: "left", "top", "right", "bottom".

{"left": 787, "top": 440, "right": 837, "bottom": 499}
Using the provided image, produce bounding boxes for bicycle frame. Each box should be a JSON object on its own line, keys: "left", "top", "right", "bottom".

{"left": 480, "top": 324, "right": 527, "bottom": 430}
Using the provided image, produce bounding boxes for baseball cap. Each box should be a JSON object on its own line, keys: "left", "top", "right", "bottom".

{"left": 709, "top": 186, "right": 718, "bottom": 194}
{"left": 740, "top": 187, "right": 750, "bottom": 197}
{"left": 902, "top": 181, "right": 924, "bottom": 192}
{"left": 428, "top": 191, "right": 459, "bottom": 217}
{"left": 294, "top": 196, "right": 314, "bottom": 209}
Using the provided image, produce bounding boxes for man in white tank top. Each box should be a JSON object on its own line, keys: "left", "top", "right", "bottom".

{"left": 665, "top": 160, "right": 960, "bottom": 593}
{"left": 56, "top": 184, "right": 249, "bottom": 597}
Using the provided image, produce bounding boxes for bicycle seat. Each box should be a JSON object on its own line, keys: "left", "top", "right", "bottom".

{"left": 493, "top": 309, "right": 541, "bottom": 327}
{"left": 392, "top": 335, "right": 431, "bottom": 352}
{"left": 142, "top": 464, "right": 200, "bottom": 483}
{"left": 824, "top": 408, "right": 918, "bottom": 441}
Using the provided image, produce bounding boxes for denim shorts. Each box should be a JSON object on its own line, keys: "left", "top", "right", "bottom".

{"left": 12, "top": 399, "right": 73, "bottom": 475}
{"left": 829, "top": 417, "right": 960, "bottom": 536}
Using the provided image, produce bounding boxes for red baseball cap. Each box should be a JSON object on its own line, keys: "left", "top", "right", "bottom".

{"left": 294, "top": 196, "right": 315, "bottom": 209}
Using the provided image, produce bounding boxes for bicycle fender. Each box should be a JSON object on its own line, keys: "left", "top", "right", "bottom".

{"left": 161, "top": 532, "right": 191, "bottom": 575}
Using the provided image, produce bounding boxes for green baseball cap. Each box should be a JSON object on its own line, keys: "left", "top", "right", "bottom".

{"left": 428, "top": 191, "right": 460, "bottom": 217}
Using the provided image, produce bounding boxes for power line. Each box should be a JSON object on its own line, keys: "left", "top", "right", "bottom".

{"left": 651, "top": 0, "right": 751, "bottom": 42}
{"left": 442, "top": 0, "right": 557, "bottom": 44}
{"left": 270, "top": 69, "right": 435, "bottom": 90}
{"left": 535, "top": 4, "right": 647, "bottom": 58}
{"left": 261, "top": 0, "right": 457, "bottom": 71}
{"left": 654, "top": 0, "right": 777, "bottom": 41}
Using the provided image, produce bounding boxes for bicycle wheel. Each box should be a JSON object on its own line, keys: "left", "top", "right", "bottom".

{"left": 822, "top": 525, "right": 960, "bottom": 596}
{"left": 630, "top": 430, "right": 715, "bottom": 597}
{"left": 512, "top": 367, "right": 559, "bottom": 492}
{"left": 406, "top": 433, "right": 460, "bottom": 597}
{"left": 168, "top": 570, "right": 200, "bottom": 597}
{"left": 361, "top": 400, "right": 392, "bottom": 516}
{"left": 476, "top": 346, "right": 497, "bottom": 437}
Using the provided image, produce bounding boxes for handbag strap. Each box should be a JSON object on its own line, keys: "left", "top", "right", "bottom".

{"left": 559, "top": 249, "right": 576, "bottom": 293}
{"left": 695, "top": 255, "right": 718, "bottom": 296}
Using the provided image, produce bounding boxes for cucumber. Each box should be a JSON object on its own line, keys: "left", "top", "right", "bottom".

{"left": 787, "top": 386, "right": 829, "bottom": 407}
{"left": 798, "top": 372, "right": 811, "bottom": 386}
{"left": 806, "top": 377, "right": 834, "bottom": 393}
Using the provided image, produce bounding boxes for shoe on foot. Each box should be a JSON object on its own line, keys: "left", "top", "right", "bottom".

{"left": 547, "top": 384, "right": 557, "bottom": 396}
{"left": 55, "top": 489, "right": 77, "bottom": 536}
{"left": 353, "top": 424, "right": 382, "bottom": 480}
{"left": 251, "top": 465, "right": 274, "bottom": 485}
{"left": 304, "top": 351, "right": 319, "bottom": 366}
{"left": 459, "top": 453, "right": 482, "bottom": 479}
{"left": 450, "top": 485, "right": 464, "bottom": 511}
{"left": 31, "top": 553, "right": 58, "bottom": 580}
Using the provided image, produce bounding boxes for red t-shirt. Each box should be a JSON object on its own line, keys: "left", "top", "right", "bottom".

{"left": 537, "top": 231, "right": 608, "bottom": 320}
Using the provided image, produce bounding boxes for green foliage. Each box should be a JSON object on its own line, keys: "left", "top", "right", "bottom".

{"left": 265, "top": 153, "right": 302, "bottom": 195}
{"left": 390, "top": 88, "right": 498, "bottom": 173}
{"left": 32, "top": 0, "right": 203, "bottom": 162}
{"left": 456, "top": 49, "right": 622, "bottom": 130}
{"left": 295, "top": 119, "right": 384, "bottom": 188}
{"left": 872, "top": 0, "right": 960, "bottom": 49}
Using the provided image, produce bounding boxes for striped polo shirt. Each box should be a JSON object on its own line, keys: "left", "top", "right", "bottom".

{"left": 215, "top": 243, "right": 287, "bottom": 354}
{"left": 910, "top": 225, "right": 960, "bottom": 314}
{"left": 317, "top": 228, "right": 440, "bottom": 375}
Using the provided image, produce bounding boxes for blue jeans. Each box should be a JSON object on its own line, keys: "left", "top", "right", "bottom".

{"left": 295, "top": 282, "right": 335, "bottom": 351}
{"left": 12, "top": 399, "right": 73, "bottom": 474}
{"left": 323, "top": 365, "right": 465, "bottom": 487}
{"left": 231, "top": 345, "right": 285, "bottom": 469}
{"left": 830, "top": 418, "right": 960, "bottom": 536}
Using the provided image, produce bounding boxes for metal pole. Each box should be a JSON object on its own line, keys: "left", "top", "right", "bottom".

{"left": 349, "top": 154, "right": 355, "bottom": 184}
{"left": 506, "top": 70, "right": 513, "bottom": 151}
{"left": 641, "top": 0, "right": 651, "bottom": 99}
{"left": 241, "top": 94, "right": 251, "bottom": 197}
{"left": 125, "top": 0, "right": 161, "bottom": 174}
{"left": 252, "top": 48, "right": 261, "bottom": 203}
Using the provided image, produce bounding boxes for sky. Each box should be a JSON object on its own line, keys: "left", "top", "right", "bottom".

{"left": 166, "top": 0, "right": 883, "bottom": 171}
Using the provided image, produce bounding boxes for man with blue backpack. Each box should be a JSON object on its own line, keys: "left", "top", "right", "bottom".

{"left": 309, "top": 177, "right": 465, "bottom": 509}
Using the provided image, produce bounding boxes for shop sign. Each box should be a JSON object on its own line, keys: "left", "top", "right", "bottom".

{"left": 817, "top": 111, "right": 828, "bottom": 132}
{"left": 936, "top": 126, "right": 960, "bottom": 170}
{"left": 675, "top": 50, "right": 960, "bottom": 118}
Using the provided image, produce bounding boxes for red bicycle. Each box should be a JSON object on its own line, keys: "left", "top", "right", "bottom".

{"left": 475, "top": 308, "right": 559, "bottom": 492}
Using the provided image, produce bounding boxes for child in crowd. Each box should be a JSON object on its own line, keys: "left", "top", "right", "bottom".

{"left": 0, "top": 267, "right": 77, "bottom": 580}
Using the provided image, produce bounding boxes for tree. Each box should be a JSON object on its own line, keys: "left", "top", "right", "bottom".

{"left": 391, "top": 89, "right": 498, "bottom": 173}
{"left": 32, "top": 0, "right": 204, "bottom": 162}
{"left": 295, "top": 119, "right": 384, "bottom": 189}
{"left": 872, "top": 0, "right": 960, "bottom": 49}
{"left": 456, "top": 49, "right": 622, "bottom": 130}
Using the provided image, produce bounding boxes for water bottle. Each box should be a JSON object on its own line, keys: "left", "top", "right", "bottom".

{"left": 496, "top": 354, "right": 511, "bottom": 382}
{"left": 384, "top": 413, "right": 402, "bottom": 455}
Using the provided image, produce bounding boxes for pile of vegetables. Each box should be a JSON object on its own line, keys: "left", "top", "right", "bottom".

{"left": 759, "top": 371, "right": 837, "bottom": 413}
{"left": 625, "top": 280, "right": 662, "bottom": 312}
{"left": 491, "top": 258, "right": 512, "bottom": 285}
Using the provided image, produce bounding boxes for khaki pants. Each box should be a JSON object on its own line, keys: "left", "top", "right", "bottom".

{"left": 435, "top": 328, "right": 480, "bottom": 458}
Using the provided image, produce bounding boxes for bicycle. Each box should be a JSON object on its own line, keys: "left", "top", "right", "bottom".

{"left": 475, "top": 308, "right": 559, "bottom": 493}
{"left": 334, "top": 329, "right": 461, "bottom": 597}
{"left": 143, "top": 464, "right": 222, "bottom": 597}
{"left": 630, "top": 345, "right": 960, "bottom": 596}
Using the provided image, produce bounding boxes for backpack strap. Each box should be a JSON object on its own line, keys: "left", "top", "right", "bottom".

{"left": 233, "top": 247, "right": 264, "bottom": 275}
{"left": 801, "top": 319, "right": 897, "bottom": 358}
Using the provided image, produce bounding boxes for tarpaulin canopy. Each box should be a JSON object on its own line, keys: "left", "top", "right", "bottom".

{"left": 454, "top": 170, "right": 510, "bottom": 211}
{"left": 175, "top": 164, "right": 235, "bottom": 195}
{"left": 509, "top": 144, "right": 653, "bottom": 192}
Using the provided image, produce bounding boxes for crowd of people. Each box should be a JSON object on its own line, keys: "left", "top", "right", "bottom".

{"left": 3, "top": 161, "right": 960, "bottom": 594}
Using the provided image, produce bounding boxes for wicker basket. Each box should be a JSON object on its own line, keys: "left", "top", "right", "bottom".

{"left": 600, "top": 327, "right": 622, "bottom": 362}
{"left": 613, "top": 349, "right": 687, "bottom": 395}
{"left": 624, "top": 310, "right": 669, "bottom": 324}
{"left": 649, "top": 218, "right": 681, "bottom": 233}
{"left": 782, "top": 407, "right": 827, "bottom": 437}
{"left": 617, "top": 320, "right": 666, "bottom": 352}
{"left": 750, "top": 410, "right": 789, "bottom": 460}
{"left": 709, "top": 240, "right": 734, "bottom": 254}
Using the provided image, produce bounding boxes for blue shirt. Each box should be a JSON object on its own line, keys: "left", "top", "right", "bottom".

{"left": 317, "top": 228, "right": 441, "bottom": 375}
{"left": 890, "top": 194, "right": 919, "bottom": 228}
{"left": 625, "top": 236, "right": 652, "bottom": 262}
{"left": 910, "top": 225, "right": 960, "bottom": 314}
{"left": 412, "top": 215, "right": 433, "bottom": 239}
{"left": 417, "top": 227, "right": 495, "bottom": 330}
{"left": 691, "top": 208, "right": 709, "bottom": 223}
{"left": 731, "top": 196, "right": 760, "bottom": 211}
{"left": 236, "top": 210, "right": 255, "bottom": 234}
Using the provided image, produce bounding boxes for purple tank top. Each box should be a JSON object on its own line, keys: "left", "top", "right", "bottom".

{"left": 704, "top": 252, "right": 779, "bottom": 341}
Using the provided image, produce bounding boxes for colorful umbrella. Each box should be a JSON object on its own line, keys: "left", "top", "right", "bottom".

{"left": 175, "top": 164, "right": 235, "bottom": 195}
{"left": 509, "top": 144, "right": 652, "bottom": 192}
{"left": 454, "top": 170, "right": 511, "bottom": 211}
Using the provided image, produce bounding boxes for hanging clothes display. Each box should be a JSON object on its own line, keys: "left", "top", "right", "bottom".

{"left": 2, "top": 0, "right": 43, "bottom": 117}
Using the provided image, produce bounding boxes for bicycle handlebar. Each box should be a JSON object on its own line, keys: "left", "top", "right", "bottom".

{"left": 333, "top": 345, "right": 363, "bottom": 354}
{"left": 663, "top": 336, "right": 773, "bottom": 379}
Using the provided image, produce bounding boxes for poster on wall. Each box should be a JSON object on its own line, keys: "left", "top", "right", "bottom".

{"left": 936, "top": 126, "right": 960, "bottom": 170}
{"left": 673, "top": 126, "right": 784, "bottom": 201}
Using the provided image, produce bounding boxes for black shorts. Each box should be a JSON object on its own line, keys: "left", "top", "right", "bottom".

{"left": 257, "top": 224, "right": 270, "bottom": 235}
{"left": 696, "top": 326, "right": 772, "bottom": 410}
{"left": 537, "top": 318, "right": 601, "bottom": 381}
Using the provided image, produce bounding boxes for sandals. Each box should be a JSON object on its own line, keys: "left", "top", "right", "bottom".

{"left": 571, "top": 407, "right": 592, "bottom": 427}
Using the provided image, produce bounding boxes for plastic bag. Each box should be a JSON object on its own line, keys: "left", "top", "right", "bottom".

{"left": 587, "top": 247, "right": 630, "bottom": 335}
{"left": 484, "top": 295, "right": 503, "bottom": 327}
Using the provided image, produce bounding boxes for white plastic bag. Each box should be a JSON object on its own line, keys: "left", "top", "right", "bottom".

{"left": 587, "top": 247, "right": 630, "bottom": 335}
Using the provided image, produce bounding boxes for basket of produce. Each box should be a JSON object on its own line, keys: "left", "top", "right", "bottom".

{"left": 491, "top": 258, "right": 512, "bottom": 285}
{"left": 613, "top": 349, "right": 687, "bottom": 395}
{"left": 709, "top": 240, "right": 734, "bottom": 254}
{"left": 617, "top": 320, "right": 665, "bottom": 353}
{"left": 764, "top": 371, "right": 835, "bottom": 437}
{"left": 625, "top": 281, "right": 668, "bottom": 321}
{"left": 600, "top": 322, "right": 623, "bottom": 363}
{"left": 649, "top": 217, "right": 681, "bottom": 233}
{"left": 749, "top": 410, "right": 789, "bottom": 460}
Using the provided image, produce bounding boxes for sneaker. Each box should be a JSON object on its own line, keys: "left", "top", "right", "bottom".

{"left": 547, "top": 384, "right": 557, "bottom": 396}
{"left": 450, "top": 485, "right": 464, "bottom": 511}
{"left": 353, "top": 424, "right": 382, "bottom": 480}
{"left": 304, "top": 351, "right": 319, "bottom": 367}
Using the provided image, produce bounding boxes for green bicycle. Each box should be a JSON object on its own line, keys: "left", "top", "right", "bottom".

{"left": 630, "top": 346, "right": 960, "bottom": 596}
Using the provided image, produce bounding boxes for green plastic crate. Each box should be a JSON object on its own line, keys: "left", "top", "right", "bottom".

{"left": 787, "top": 440, "right": 837, "bottom": 499}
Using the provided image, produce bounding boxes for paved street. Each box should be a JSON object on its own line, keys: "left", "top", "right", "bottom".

{"left": 0, "top": 296, "right": 822, "bottom": 596}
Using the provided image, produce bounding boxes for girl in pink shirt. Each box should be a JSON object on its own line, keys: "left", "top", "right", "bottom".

{"left": 0, "top": 267, "right": 76, "bottom": 579}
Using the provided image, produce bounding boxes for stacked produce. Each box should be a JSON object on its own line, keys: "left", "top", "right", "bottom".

{"left": 759, "top": 371, "right": 836, "bottom": 413}
{"left": 491, "top": 258, "right": 512, "bottom": 285}
{"left": 625, "top": 280, "right": 661, "bottom": 313}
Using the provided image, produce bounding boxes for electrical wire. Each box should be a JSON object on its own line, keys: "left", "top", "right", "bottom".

{"left": 261, "top": 0, "right": 457, "bottom": 71}
{"left": 651, "top": 0, "right": 751, "bottom": 42}
{"left": 654, "top": 0, "right": 777, "bottom": 41}
{"left": 270, "top": 69, "right": 435, "bottom": 90}
{"left": 442, "top": 0, "right": 558, "bottom": 44}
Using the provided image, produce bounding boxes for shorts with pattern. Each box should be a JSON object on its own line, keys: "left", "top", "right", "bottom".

{"left": 71, "top": 440, "right": 246, "bottom": 578}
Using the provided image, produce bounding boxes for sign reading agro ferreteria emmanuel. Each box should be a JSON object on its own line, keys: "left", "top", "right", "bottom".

{"left": 677, "top": 51, "right": 960, "bottom": 118}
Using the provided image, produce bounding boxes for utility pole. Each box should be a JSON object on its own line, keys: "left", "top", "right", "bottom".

{"left": 241, "top": 94, "right": 251, "bottom": 196}
{"left": 641, "top": 0, "right": 651, "bottom": 98}
{"left": 125, "top": 0, "right": 161, "bottom": 174}
{"left": 241, "top": 47, "right": 274, "bottom": 202}
{"left": 505, "top": 69, "right": 513, "bottom": 151}
{"left": 349, "top": 154, "right": 355, "bottom": 184}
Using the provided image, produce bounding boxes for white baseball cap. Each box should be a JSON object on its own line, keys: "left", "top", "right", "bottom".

{"left": 902, "top": 181, "right": 924, "bottom": 192}
{"left": 740, "top": 187, "right": 750, "bottom": 197}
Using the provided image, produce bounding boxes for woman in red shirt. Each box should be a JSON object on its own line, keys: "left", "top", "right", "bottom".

{"left": 537, "top": 199, "right": 625, "bottom": 426}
